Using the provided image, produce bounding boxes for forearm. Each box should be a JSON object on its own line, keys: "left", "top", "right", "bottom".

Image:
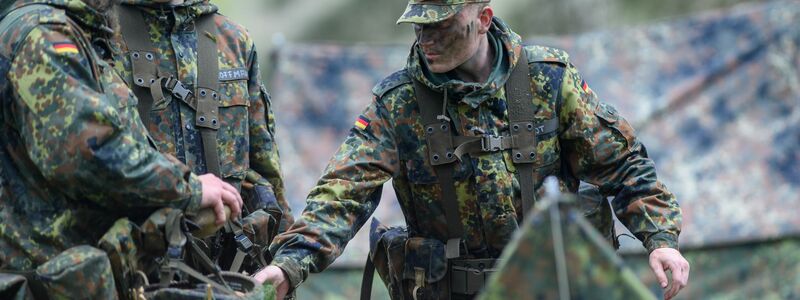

{"left": 558, "top": 64, "right": 681, "bottom": 252}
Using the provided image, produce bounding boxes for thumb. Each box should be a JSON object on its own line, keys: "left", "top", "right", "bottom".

{"left": 650, "top": 258, "right": 668, "bottom": 288}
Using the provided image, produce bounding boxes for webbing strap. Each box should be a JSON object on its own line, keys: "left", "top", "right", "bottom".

{"left": 505, "top": 54, "right": 538, "bottom": 216}
{"left": 116, "top": 5, "right": 155, "bottom": 129}
{"left": 359, "top": 255, "right": 375, "bottom": 300}
{"left": 195, "top": 15, "right": 221, "bottom": 177}
{"left": 117, "top": 5, "right": 221, "bottom": 176}
{"left": 413, "top": 79, "right": 462, "bottom": 259}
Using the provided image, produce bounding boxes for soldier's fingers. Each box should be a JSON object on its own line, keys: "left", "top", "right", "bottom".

{"left": 219, "top": 181, "right": 243, "bottom": 209}
{"left": 649, "top": 258, "right": 668, "bottom": 289}
{"left": 666, "top": 262, "right": 684, "bottom": 300}
{"left": 220, "top": 188, "right": 242, "bottom": 220}
{"left": 214, "top": 200, "right": 227, "bottom": 225}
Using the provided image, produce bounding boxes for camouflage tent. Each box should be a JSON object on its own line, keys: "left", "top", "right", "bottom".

{"left": 267, "top": 1, "right": 800, "bottom": 298}
{"left": 478, "top": 191, "right": 656, "bottom": 300}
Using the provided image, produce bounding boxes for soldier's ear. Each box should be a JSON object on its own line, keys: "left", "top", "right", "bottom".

{"left": 477, "top": 6, "right": 493, "bottom": 34}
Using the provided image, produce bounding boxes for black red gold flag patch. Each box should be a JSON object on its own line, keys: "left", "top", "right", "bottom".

{"left": 53, "top": 42, "right": 78, "bottom": 55}
{"left": 354, "top": 116, "right": 370, "bottom": 130}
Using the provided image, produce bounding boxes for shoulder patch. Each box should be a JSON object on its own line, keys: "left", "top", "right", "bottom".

{"left": 36, "top": 6, "right": 67, "bottom": 25}
{"left": 0, "top": 4, "right": 64, "bottom": 58}
{"left": 523, "top": 45, "right": 570, "bottom": 65}
{"left": 371, "top": 69, "right": 412, "bottom": 98}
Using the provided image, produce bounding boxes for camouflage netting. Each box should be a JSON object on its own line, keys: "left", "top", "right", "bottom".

{"left": 267, "top": 1, "right": 799, "bottom": 298}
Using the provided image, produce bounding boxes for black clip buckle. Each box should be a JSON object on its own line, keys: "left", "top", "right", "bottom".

{"left": 234, "top": 234, "right": 253, "bottom": 253}
{"left": 481, "top": 135, "right": 504, "bottom": 152}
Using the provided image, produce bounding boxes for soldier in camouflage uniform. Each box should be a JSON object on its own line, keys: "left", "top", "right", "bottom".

{"left": 0, "top": 0, "right": 241, "bottom": 286}
{"left": 108, "top": 0, "right": 292, "bottom": 276}
{"left": 109, "top": 0, "right": 292, "bottom": 228}
{"left": 257, "top": 1, "right": 689, "bottom": 299}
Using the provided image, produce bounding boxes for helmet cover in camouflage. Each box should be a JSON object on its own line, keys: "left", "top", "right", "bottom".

{"left": 396, "top": 0, "right": 490, "bottom": 24}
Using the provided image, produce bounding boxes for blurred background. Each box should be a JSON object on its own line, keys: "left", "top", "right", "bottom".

{"left": 211, "top": 0, "right": 799, "bottom": 299}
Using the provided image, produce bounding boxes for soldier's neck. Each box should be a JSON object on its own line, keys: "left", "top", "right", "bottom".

{"left": 453, "top": 35, "right": 494, "bottom": 84}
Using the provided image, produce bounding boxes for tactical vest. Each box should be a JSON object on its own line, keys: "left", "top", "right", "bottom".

{"left": 116, "top": 4, "right": 223, "bottom": 177}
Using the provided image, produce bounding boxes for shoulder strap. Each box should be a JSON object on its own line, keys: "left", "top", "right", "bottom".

{"left": 116, "top": 5, "right": 158, "bottom": 130}
{"left": 506, "top": 50, "right": 564, "bottom": 217}
{"left": 413, "top": 79, "right": 463, "bottom": 259}
{"left": 116, "top": 6, "right": 222, "bottom": 177}
{"left": 506, "top": 53, "right": 538, "bottom": 216}
{"left": 194, "top": 14, "right": 221, "bottom": 177}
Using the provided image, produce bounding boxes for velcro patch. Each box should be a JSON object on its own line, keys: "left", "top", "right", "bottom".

{"left": 581, "top": 79, "right": 591, "bottom": 94}
{"left": 219, "top": 68, "right": 248, "bottom": 81}
{"left": 354, "top": 116, "right": 370, "bottom": 130}
{"left": 53, "top": 42, "right": 78, "bottom": 55}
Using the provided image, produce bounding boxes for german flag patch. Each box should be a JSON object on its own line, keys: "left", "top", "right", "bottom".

{"left": 354, "top": 116, "right": 370, "bottom": 130}
{"left": 53, "top": 42, "right": 79, "bottom": 55}
{"left": 581, "top": 79, "right": 591, "bottom": 93}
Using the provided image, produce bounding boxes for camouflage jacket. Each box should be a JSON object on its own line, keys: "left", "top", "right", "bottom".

{"left": 0, "top": 0, "right": 204, "bottom": 271}
{"left": 110, "top": 0, "right": 291, "bottom": 222}
{"left": 270, "top": 17, "right": 682, "bottom": 287}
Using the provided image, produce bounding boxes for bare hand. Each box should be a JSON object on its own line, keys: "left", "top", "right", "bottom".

{"left": 649, "top": 247, "right": 690, "bottom": 300}
{"left": 198, "top": 174, "right": 242, "bottom": 224}
{"left": 253, "top": 266, "right": 289, "bottom": 300}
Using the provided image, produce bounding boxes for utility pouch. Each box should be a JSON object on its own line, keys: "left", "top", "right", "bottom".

{"left": 402, "top": 237, "right": 448, "bottom": 300}
{"left": 241, "top": 170, "right": 284, "bottom": 233}
{"left": 448, "top": 258, "right": 499, "bottom": 297}
{"left": 367, "top": 218, "right": 409, "bottom": 299}
{"left": 35, "top": 245, "right": 118, "bottom": 299}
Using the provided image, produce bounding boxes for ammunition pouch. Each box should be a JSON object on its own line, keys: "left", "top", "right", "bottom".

{"left": 367, "top": 218, "right": 409, "bottom": 299}
{"left": 0, "top": 245, "right": 117, "bottom": 299}
{"left": 365, "top": 218, "right": 499, "bottom": 300}
{"left": 402, "top": 237, "right": 448, "bottom": 300}
{"left": 448, "top": 258, "right": 499, "bottom": 297}
{"left": 213, "top": 172, "right": 284, "bottom": 274}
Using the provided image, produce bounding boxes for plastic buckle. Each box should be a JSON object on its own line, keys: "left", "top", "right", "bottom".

{"left": 167, "top": 245, "right": 183, "bottom": 259}
{"left": 168, "top": 77, "right": 192, "bottom": 101}
{"left": 481, "top": 135, "right": 504, "bottom": 152}
{"left": 235, "top": 234, "right": 253, "bottom": 253}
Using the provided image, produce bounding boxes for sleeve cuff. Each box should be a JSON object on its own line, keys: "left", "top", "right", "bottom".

{"left": 270, "top": 256, "right": 306, "bottom": 291}
{"left": 184, "top": 173, "right": 203, "bottom": 213}
{"left": 644, "top": 232, "right": 679, "bottom": 253}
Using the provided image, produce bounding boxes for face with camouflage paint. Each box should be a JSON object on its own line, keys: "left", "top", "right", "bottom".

{"left": 413, "top": 4, "right": 493, "bottom": 74}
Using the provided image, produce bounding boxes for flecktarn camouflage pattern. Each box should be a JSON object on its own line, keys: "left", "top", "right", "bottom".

{"left": 267, "top": 1, "right": 799, "bottom": 299}
{"left": 396, "top": 0, "right": 490, "bottom": 25}
{"left": 111, "top": 0, "right": 293, "bottom": 227}
{"left": 98, "top": 208, "right": 276, "bottom": 300}
{"left": 478, "top": 185, "right": 654, "bottom": 300}
{"left": 0, "top": 0, "right": 203, "bottom": 273}
{"left": 269, "top": 16, "right": 681, "bottom": 296}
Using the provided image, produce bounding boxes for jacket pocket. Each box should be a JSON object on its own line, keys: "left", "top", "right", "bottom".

{"left": 595, "top": 102, "right": 636, "bottom": 150}
{"left": 216, "top": 80, "right": 250, "bottom": 180}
